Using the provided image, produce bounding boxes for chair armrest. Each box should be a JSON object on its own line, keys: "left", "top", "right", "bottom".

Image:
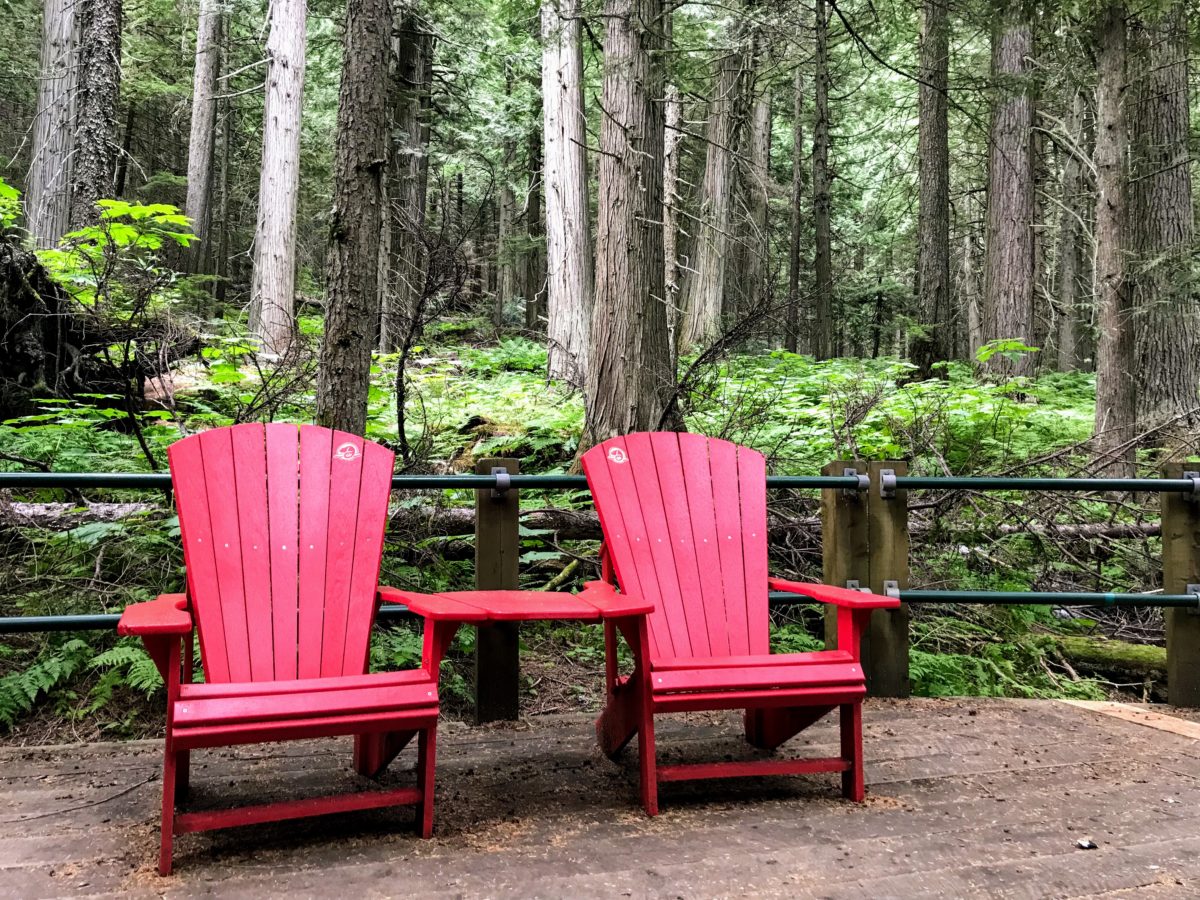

{"left": 769, "top": 577, "right": 900, "bottom": 610}
{"left": 576, "top": 580, "right": 655, "bottom": 617}
{"left": 117, "top": 594, "right": 192, "bottom": 636}
{"left": 377, "top": 586, "right": 490, "bottom": 622}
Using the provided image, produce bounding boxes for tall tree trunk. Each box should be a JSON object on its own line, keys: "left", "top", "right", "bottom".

{"left": 315, "top": 0, "right": 389, "bottom": 435}
{"left": 785, "top": 64, "right": 806, "bottom": 353}
{"left": 663, "top": 81, "right": 682, "bottom": 355}
{"left": 1055, "top": 88, "right": 1086, "bottom": 372}
{"left": 982, "top": 0, "right": 1035, "bottom": 377}
{"left": 26, "top": 0, "right": 77, "bottom": 247}
{"left": 910, "top": 0, "right": 950, "bottom": 379}
{"left": 250, "top": 0, "right": 307, "bottom": 355}
{"left": 743, "top": 85, "right": 771, "bottom": 321}
{"left": 541, "top": 0, "right": 593, "bottom": 386}
{"left": 523, "top": 102, "right": 545, "bottom": 331}
{"left": 680, "top": 46, "right": 740, "bottom": 348}
{"left": 811, "top": 0, "right": 833, "bottom": 359}
{"left": 184, "top": 0, "right": 223, "bottom": 273}
{"left": 69, "top": 0, "right": 121, "bottom": 230}
{"left": 379, "top": 8, "right": 431, "bottom": 353}
{"left": 1091, "top": 3, "right": 1135, "bottom": 473}
{"left": 586, "top": 0, "right": 677, "bottom": 441}
{"left": 1129, "top": 3, "right": 1199, "bottom": 440}
{"left": 496, "top": 61, "right": 517, "bottom": 330}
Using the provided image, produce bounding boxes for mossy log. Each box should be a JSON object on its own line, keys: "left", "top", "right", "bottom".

{"left": 1055, "top": 635, "right": 1166, "bottom": 680}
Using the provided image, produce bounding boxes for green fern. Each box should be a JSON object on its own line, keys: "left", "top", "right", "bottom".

{"left": 91, "top": 640, "right": 163, "bottom": 696}
{"left": 0, "top": 639, "right": 93, "bottom": 728}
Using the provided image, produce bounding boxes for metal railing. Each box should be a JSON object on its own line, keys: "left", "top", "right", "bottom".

{"left": 5, "top": 459, "right": 1200, "bottom": 710}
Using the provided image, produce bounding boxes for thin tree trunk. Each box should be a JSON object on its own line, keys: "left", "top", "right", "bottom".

{"left": 1091, "top": 3, "right": 1135, "bottom": 473}
{"left": 663, "top": 81, "right": 682, "bottom": 356}
{"left": 982, "top": 0, "right": 1035, "bottom": 377}
{"left": 1055, "top": 88, "right": 1086, "bottom": 371}
{"left": 315, "top": 0, "right": 390, "bottom": 435}
{"left": 785, "top": 64, "right": 806, "bottom": 353}
{"left": 586, "top": 0, "right": 678, "bottom": 441}
{"left": 184, "top": 0, "right": 223, "bottom": 272}
{"left": 379, "top": 8, "right": 431, "bottom": 353}
{"left": 680, "top": 46, "right": 741, "bottom": 348}
{"left": 26, "top": 0, "right": 77, "bottom": 247}
{"left": 250, "top": 0, "right": 307, "bottom": 355}
{"left": 743, "top": 86, "right": 771, "bottom": 322}
{"left": 910, "top": 0, "right": 950, "bottom": 379}
{"left": 496, "top": 61, "right": 517, "bottom": 330}
{"left": 811, "top": 0, "right": 833, "bottom": 359}
{"left": 541, "top": 0, "right": 593, "bottom": 386}
{"left": 523, "top": 101, "right": 545, "bottom": 331}
{"left": 1129, "top": 3, "right": 1199, "bottom": 440}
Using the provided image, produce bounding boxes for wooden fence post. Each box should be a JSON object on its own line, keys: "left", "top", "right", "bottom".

{"left": 865, "top": 460, "right": 910, "bottom": 697}
{"left": 474, "top": 457, "right": 521, "bottom": 722}
{"left": 1161, "top": 460, "right": 1200, "bottom": 707}
{"left": 820, "top": 460, "right": 870, "bottom": 648}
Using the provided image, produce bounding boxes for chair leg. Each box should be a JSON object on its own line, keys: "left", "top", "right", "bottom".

{"left": 158, "top": 745, "right": 178, "bottom": 876}
{"left": 416, "top": 726, "right": 437, "bottom": 838}
{"left": 840, "top": 702, "right": 864, "bottom": 802}
{"left": 638, "top": 701, "right": 658, "bottom": 816}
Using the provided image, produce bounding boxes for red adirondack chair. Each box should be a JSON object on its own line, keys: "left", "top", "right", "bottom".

{"left": 581, "top": 432, "right": 900, "bottom": 814}
{"left": 119, "top": 424, "right": 458, "bottom": 874}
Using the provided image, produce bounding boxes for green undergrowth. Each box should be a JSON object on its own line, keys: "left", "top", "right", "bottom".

{"left": 0, "top": 334, "right": 1158, "bottom": 735}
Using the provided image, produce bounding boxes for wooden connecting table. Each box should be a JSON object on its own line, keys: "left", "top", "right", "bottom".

{"left": 377, "top": 581, "right": 652, "bottom": 676}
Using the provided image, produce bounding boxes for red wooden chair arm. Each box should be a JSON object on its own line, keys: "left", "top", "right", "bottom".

{"left": 768, "top": 578, "right": 899, "bottom": 610}
{"left": 376, "top": 586, "right": 490, "bottom": 622}
{"left": 118, "top": 594, "right": 193, "bottom": 636}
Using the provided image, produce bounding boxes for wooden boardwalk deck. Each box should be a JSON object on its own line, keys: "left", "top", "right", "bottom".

{"left": 2, "top": 698, "right": 1199, "bottom": 899}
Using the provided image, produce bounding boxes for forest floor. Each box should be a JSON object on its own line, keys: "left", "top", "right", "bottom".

{"left": 4, "top": 698, "right": 1199, "bottom": 898}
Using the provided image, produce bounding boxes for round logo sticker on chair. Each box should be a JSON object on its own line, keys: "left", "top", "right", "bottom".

{"left": 334, "top": 442, "right": 360, "bottom": 461}
{"left": 608, "top": 447, "right": 628, "bottom": 464}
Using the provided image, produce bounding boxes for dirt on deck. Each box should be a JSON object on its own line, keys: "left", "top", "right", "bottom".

{"left": 2, "top": 698, "right": 1199, "bottom": 899}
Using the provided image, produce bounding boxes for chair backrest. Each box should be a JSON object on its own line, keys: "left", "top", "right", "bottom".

{"left": 581, "top": 432, "right": 769, "bottom": 662}
{"left": 169, "top": 423, "right": 394, "bottom": 684}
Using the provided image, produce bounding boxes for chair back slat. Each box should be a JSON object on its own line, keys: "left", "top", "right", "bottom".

{"left": 168, "top": 424, "right": 395, "bottom": 683}
{"left": 582, "top": 432, "right": 770, "bottom": 661}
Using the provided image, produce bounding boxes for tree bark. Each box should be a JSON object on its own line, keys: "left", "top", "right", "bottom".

{"left": 585, "top": 0, "right": 678, "bottom": 441}
{"left": 523, "top": 99, "right": 545, "bottom": 331}
{"left": 982, "top": 0, "right": 1035, "bottom": 377}
{"left": 1129, "top": 3, "right": 1199, "bottom": 440}
{"left": 785, "top": 64, "right": 806, "bottom": 353}
{"left": 1055, "top": 88, "right": 1087, "bottom": 372}
{"left": 910, "top": 0, "right": 950, "bottom": 379}
{"left": 379, "top": 7, "right": 431, "bottom": 353}
{"left": 1091, "top": 3, "right": 1135, "bottom": 473}
{"left": 742, "top": 84, "right": 771, "bottom": 322}
{"left": 663, "top": 80, "right": 682, "bottom": 356}
{"left": 496, "top": 61, "right": 517, "bottom": 330}
{"left": 68, "top": 0, "right": 121, "bottom": 230}
{"left": 811, "top": 0, "right": 833, "bottom": 359}
{"left": 541, "top": 0, "right": 593, "bottom": 386}
{"left": 680, "top": 46, "right": 741, "bottom": 348}
{"left": 26, "top": 0, "right": 77, "bottom": 248}
{"left": 315, "top": 0, "right": 390, "bottom": 435}
{"left": 250, "top": 0, "right": 307, "bottom": 355}
{"left": 184, "top": 0, "right": 223, "bottom": 273}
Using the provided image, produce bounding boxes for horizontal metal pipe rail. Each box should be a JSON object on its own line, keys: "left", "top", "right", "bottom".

{"left": 4, "top": 471, "right": 1198, "bottom": 493}
{"left": 5, "top": 590, "right": 1192, "bottom": 635}
{"left": 3, "top": 468, "right": 1193, "bottom": 636}
{"left": 898, "top": 590, "right": 1199, "bottom": 608}
{"left": 894, "top": 475, "right": 1199, "bottom": 493}
{"left": 0, "top": 473, "right": 864, "bottom": 490}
